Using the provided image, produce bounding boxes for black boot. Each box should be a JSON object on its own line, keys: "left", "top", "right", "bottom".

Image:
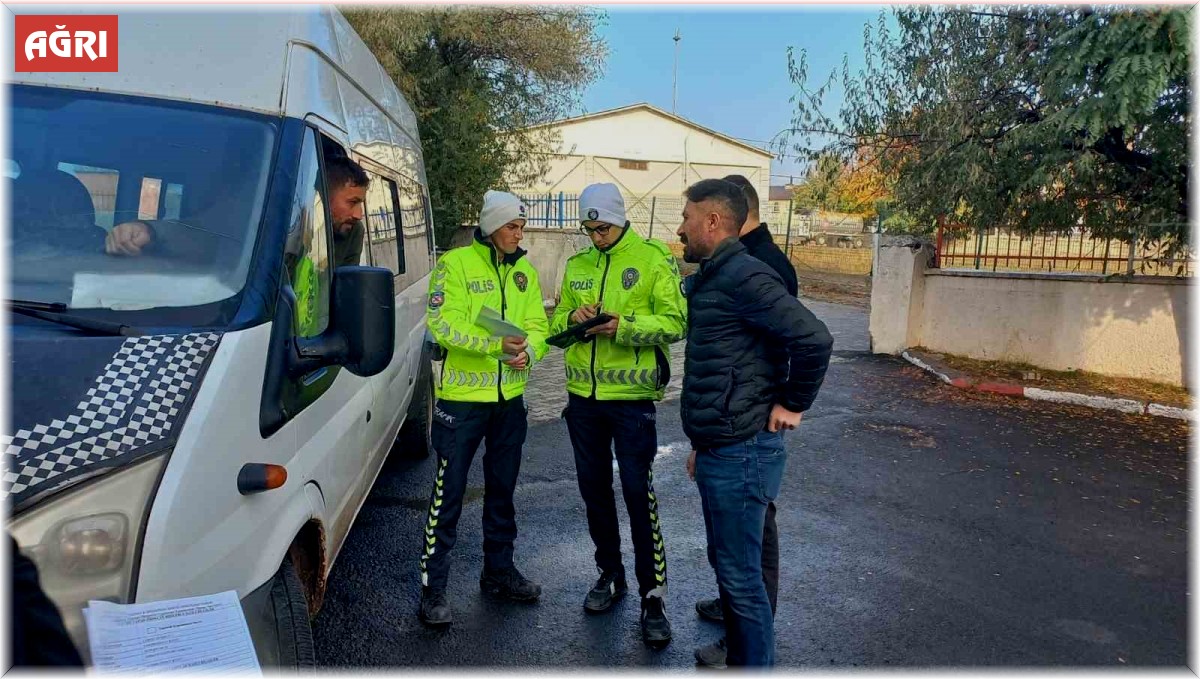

{"left": 640, "top": 595, "right": 672, "bottom": 649}
{"left": 480, "top": 566, "right": 542, "bottom": 602}
{"left": 695, "top": 637, "right": 728, "bottom": 669}
{"left": 583, "top": 569, "right": 627, "bottom": 613}
{"left": 418, "top": 587, "right": 452, "bottom": 627}
{"left": 695, "top": 597, "right": 724, "bottom": 622}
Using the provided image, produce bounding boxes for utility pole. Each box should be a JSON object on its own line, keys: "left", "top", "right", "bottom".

{"left": 672, "top": 28, "right": 681, "bottom": 114}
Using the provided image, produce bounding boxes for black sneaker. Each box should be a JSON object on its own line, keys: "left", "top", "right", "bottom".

{"left": 695, "top": 637, "right": 728, "bottom": 669}
{"left": 480, "top": 566, "right": 542, "bottom": 602}
{"left": 418, "top": 587, "right": 452, "bottom": 627}
{"left": 695, "top": 597, "right": 724, "bottom": 622}
{"left": 584, "top": 569, "right": 628, "bottom": 613}
{"left": 640, "top": 596, "right": 672, "bottom": 649}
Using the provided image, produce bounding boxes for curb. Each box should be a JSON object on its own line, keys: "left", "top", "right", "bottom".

{"left": 900, "top": 351, "right": 1192, "bottom": 421}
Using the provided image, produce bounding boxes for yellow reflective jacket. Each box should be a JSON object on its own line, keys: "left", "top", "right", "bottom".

{"left": 427, "top": 233, "right": 549, "bottom": 402}
{"left": 550, "top": 229, "right": 686, "bottom": 401}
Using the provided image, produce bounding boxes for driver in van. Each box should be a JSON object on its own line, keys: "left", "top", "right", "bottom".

{"left": 105, "top": 155, "right": 368, "bottom": 265}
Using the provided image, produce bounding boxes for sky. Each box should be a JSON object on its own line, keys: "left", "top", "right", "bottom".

{"left": 578, "top": 5, "right": 889, "bottom": 187}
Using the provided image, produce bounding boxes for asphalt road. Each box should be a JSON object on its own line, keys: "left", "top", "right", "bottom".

{"left": 313, "top": 300, "right": 1188, "bottom": 668}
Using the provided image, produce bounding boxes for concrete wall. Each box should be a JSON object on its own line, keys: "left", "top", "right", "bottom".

{"left": 870, "top": 236, "right": 1191, "bottom": 387}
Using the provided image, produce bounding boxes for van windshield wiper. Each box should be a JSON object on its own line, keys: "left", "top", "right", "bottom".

{"left": 7, "top": 299, "right": 144, "bottom": 337}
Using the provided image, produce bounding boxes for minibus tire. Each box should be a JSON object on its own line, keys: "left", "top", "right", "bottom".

{"left": 270, "top": 555, "right": 316, "bottom": 668}
{"left": 397, "top": 373, "right": 433, "bottom": 459}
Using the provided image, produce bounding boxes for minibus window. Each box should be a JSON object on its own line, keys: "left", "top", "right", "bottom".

{"left": 9, "top": 85, "right": 276, "bottom": 317}
{"left": 284, "top": 128, "right": 333, "bottom": 338}
{"left": 363, "top": 170, "right": 404, "bottom": 276}
{"left": 56, "top": 163, "right": 119, "bottom": 230}
{"left": 137, "top": 177, "right": 163, "bottom": 220}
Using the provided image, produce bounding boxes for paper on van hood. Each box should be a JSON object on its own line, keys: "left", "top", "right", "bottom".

{"left": 2, "top": 331, "right": 222, "bottom": 510}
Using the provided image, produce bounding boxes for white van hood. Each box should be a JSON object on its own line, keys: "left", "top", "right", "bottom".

{"left": 3, "top": 330, "right": 221, "bottom": 510}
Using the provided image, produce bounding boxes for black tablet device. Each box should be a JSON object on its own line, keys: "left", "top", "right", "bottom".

{"left": 546, "top": 313, "right": 614, "bottom": 349}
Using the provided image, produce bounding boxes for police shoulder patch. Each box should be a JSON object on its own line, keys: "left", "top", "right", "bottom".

{"left": 429, "top": 291, "right": 445, "bottom": 308}
{"left": 514, "top": 271, "right": 528, "bottom": 293}
{"left": 622, "top": 267, "right": 640, "bottom": 290}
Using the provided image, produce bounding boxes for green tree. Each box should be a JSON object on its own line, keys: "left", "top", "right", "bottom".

{"left": 344, "top": 7, "right": 607, "bottom": 244}
{"left": 791, "top": 153, "right": 845, "bottom": 212}
{"left": 786, "top": 6, "right": 1190, "bottom": 251}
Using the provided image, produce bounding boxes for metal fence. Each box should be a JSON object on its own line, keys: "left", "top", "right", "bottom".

{"left": 934, "top": 222, "right": 1193, "bottom": 277}
{"left": 520, "top": 192, "right": 580, "bottom": 229}
{"left": 516, "top": 193, "right": 876, "bottom": 249}
{"left": 517, "top": 192, "right": 685, "bottom": 240}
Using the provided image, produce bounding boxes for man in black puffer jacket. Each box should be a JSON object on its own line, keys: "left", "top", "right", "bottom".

{"left": 690, "top": 174, "right": 801, "bottom": 669}
{"left": 676, "top": 178, "right": 833, "bottom": 667}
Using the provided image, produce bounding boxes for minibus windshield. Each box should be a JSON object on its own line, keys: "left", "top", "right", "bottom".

{"left": 8, "top": 85, "right": 278, "bottom": 319}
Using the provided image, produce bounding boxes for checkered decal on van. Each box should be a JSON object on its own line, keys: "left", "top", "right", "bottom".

{"left": 2, "top": 332, "right": 221, "bottom": 504}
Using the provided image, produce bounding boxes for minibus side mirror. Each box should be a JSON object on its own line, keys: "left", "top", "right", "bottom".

{"left": 291, "top": 266, "right": 395, "bottom": 378}
{"left": 330, "top": 266, "right": 395, "bottom": 377}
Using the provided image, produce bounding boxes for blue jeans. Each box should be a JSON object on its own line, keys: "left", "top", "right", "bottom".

{"left": 695, "top": 430, "right": 787, "bottom": 667}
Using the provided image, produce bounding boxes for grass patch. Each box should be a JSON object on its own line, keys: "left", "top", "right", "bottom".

{"left": 915, "top": 348, "right": 1191, "bottom": 409}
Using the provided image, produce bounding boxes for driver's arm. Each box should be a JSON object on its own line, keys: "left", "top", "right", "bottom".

{"left": 105, "top": 221, "right": 155, "bottom": 257}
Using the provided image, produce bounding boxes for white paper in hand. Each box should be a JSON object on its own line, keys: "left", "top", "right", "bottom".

{"left": 85, "top": 590, "right": 260, "bottom": 674}
{"left": 475, "top": 306, "right": 527, "bottom": 339}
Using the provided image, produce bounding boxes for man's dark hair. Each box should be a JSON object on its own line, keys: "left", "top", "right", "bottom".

{"left": 722, "top": 174, "right": 759, "bottom": 215}
{"left": 685, "top": 178, "right": 748, "bottom": 230}
{"left": 325, "top": 154, "right": 370, "bottom": 192}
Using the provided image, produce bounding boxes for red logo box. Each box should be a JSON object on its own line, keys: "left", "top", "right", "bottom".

{"left": 15, "top": 15, "right": 118, "bottom": 73}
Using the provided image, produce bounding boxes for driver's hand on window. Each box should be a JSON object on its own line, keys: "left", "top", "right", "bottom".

{"left": 105, "top": 221, "right": 153, "bottom": 256}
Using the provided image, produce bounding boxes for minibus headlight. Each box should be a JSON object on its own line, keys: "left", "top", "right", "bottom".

{"left": 8, "top": 453, "right": 168, "bottom": 657}
{"left": 54, "top": 513, "right": 128, "bottom": 575}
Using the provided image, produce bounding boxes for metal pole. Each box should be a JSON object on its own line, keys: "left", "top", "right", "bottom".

{"left": 557, "top": 192, "right": 564, "bottom": 228}
{"left": 648, "top": 196, "right": 657, "bottom": 240}
{"left": 872, "top": 212, "right": 881, "bottom": 277}
{"left": 672, "top": 29, "right": 681, "bottom": 114}
{"left": 784, "top": 199, "right": 794, "bottom": 258}
{"left": 1127, "top": 229, "right": 1137, "bottom": 275}
{"left": 935, "top": 217, "right": 945, "bottom": 268}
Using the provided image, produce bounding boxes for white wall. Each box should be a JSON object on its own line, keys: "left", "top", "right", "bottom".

{"left": 513, "top": 107, "right": 772, "bottom": 208}
{"left": 869, "top": 237, "right": 1191, "bottom": 387}
{"left": 919, "top": 272, "right": 1189, "bottom": 387}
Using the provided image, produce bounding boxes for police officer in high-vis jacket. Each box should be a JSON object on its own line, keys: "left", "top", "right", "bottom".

{"left": 419, "top": 190, "right": 549, "bottom": 627}
{"left": 550, "top": 183, "right": 687, "bottom": 648}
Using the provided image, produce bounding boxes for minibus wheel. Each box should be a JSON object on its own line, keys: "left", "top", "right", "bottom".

{"left": 397, "top": 372, "right": 433, "bottom": 459}
{"left": 269, "top": 555, "right": 316, "bottom": 667}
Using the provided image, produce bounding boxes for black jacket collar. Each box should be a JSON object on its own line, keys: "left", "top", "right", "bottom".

{"left": 474, "top": 227, "right": 527, "bottom": 265}
{"left": 698, "top": 236, "right": 746, "bottom": 281}
{"left": 739, "top": 222, "right": 773, "bottom": 250}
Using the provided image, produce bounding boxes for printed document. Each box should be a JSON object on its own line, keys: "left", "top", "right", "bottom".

{"left": 475, "top": 306, "right": 527, "bottom": 338}
{"left": 84, "top": 590, "right": 261, "bottom": 674}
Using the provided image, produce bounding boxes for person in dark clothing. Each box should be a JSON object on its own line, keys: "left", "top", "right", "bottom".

{"left": 99, "top": 154, "right": 367, "bottom": 266}
{"left": 726, "top": 175, "right": 798, "bottom": 297}
{"left": 8, "top": 534, "right": 84, "bottom": 669}
{"left": 323, "top": 155, "right": 369, "bottom": 268}
{"left": 676, "top": 178, "right": 833, "bottom": 667}
{"left": 689, "top": 174, "right": 799, "bottom": 668}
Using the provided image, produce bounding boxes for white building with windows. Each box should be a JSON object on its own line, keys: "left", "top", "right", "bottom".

{"left": 508, "top": 103, "right": 773, "bottom": 234}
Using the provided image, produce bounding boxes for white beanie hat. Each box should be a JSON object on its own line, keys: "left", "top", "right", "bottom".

{"left": 479, "top": 190, "right": 528, "bottom": 237}
{"left": 579, "top": 183, "right": 626, "bottom": 227}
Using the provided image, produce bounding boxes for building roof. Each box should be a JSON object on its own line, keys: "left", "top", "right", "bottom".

{"left": 525, "top": 103, "right": 774, "bottom": 159}
{"left": 769, "top": 185, "right": 794, "bottom": 201}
